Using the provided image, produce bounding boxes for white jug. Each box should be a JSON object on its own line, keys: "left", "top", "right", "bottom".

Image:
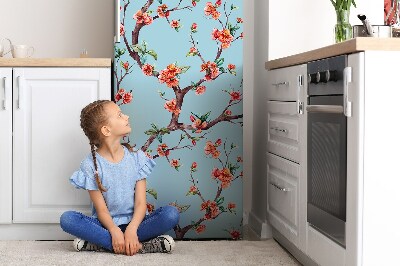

{"left": 0, "top": 38, "right": 12, "bottom": 57}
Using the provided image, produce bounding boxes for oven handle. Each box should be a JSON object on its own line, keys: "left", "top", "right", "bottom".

{"left": 306, "top": 105, "right": 343, "bottom": 114}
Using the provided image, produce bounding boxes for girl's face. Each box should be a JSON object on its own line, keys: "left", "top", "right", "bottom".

{"left": 102, "top": 102, "right": 131, "bottom": 137}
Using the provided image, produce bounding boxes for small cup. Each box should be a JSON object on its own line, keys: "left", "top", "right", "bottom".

{"left": 11, "top": 45, "right": 34, "bottom": 58}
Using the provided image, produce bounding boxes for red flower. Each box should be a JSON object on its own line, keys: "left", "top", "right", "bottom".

{"left": 170, "top": 159, "right": 180, "bottom": 168}
{"left": 195, "top": 85, "right": 206, "bottom": 95}
{"left": 157, "top": 4, "right": 169, "bottom": 18}
{"left": 224, "top": 109, "right": 232, "bottom": 116}
{"left": 191, "top": 162, "right": 197, "bottom": 169}
{"left": 215, "top": 139, "right": 222, "bottom": 146}
{"left": 122, "top": 62, "right": 129, "bottom": 71}
{"left": 227, "top": 64, "right": 236, "bottom": 70}
{"left": 228, "top": 202, "right": 236, "bottom": 209}
{"left": 230, "top": 230, "right": 240, "bottom": 240}
{"left": 122, "top": 91, "right": 133, "bottom": 104}
{"left": 164, "top": 98, "right": 181, "bottom": 115}
{"left": 236, "top": 17, "right": 243, "bottom": 23}
{"left": 192, "top": 1, "right": 197, "bottom": 7}
{"left": 190, "top": 115, "right": 196, "bottom": 122}
{"left": 157, "top": 144, "right": 169, "bottom": 157}
{"left": 195, "top": 224, "right": 206, "bottom": 234}
{"left": 146, "top": 203, "right": 155, "bottom": 213}
{"left": 204, "top": 2, "right": 221, "bottom": 20}
{"left": 215, "top": 0, "right": 222, "bottom": 7}
{"left": 133, "top": 10, "right": 153, "bottom": 25}
{"left": 115, "top": 88, "right": 125, "bottom": 101}
{"left": 170, "top": 20, "right": 180, "bottom": 29}
{"left": 142, "top": 64, "right": 154, "bottom": 76}
{"left": 120, "top": 24, "right": 125, "bottom": 36}
{"left": 230, "top": 91, "right": 241, "bottom": 101}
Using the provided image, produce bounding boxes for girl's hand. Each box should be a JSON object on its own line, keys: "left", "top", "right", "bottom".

{"left": 124, "top": 227, "right": 141, "bottom": 256}
{"left": 110, "top": 227, "right": 126, "bottom": 254}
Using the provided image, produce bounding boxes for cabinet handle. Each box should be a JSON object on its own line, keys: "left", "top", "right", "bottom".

{"left": 270, "top": 127, "right": 288, "bottom": 133}
{"left": 272, "top": 81, "right": 289, "bottom": 87}
{"left": 2, "top": 77, "right": 6, "bottom": 110}
{"left": 269, "top": 181, "right": 290, "bottom": 192}
{"left": 17, "top": 76, "right": 23, "bottom": 109}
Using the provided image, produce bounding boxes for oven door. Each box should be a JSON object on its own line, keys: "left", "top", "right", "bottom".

{"left": 306, "top": 95, "right": 347, "bottom": 248}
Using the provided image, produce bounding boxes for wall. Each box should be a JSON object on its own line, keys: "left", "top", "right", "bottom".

{"left": 0, "top": 0, "right": 114, "bottom": 58}
{"left": 269, "top": 0, "right": 383, "bottom": 60}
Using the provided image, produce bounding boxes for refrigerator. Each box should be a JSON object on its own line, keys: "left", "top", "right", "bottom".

{"left": 113, "top": 0, "right": 243, "bottom": 239}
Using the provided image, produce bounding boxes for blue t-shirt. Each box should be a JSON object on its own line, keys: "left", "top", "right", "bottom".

{"left": 70, "top": 146, "right": 156, "bottom": 226}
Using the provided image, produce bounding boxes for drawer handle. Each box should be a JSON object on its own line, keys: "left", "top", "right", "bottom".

{"left": 270, "top": 181, "right": 290, "bottom": 192}
{"left": 2, "top": 77, "right": 6, "bottom": 110}
{"left": 270, "top": 127, "right": 288, "bottom": 133}
{"left": 272, "top": 81, "right": 289, "bottom": 87}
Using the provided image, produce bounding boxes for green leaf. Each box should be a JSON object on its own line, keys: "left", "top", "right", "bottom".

{"left": 219, "top": 206, "right": 225, "bottom": 212}
{"left": 160, "top": 128, "right": 170, "bottom": 134}
{"left": 180, "top": 66, "right": 191, "bottom": 73}
{"left": 147, "top": 50, "right": 158, "bottom": 60}
{"left": 131, "top": 44, "right": 141, "bottom": 53}
{"left": 215, "top": 58, "right": 224, "bottom": 66}
{"left": 180, "top": 204, "right": 190, "bottom": 213}
{"left": 157, "top": 134, "right": 163, "bottom": 143}
{"left": 144, "top": 129, "right": 157, "bottom": 135}
{"left": 157, "top": 0, "right": 162, "bottom": 4}
{"left": 216, "top": 197, "right": 225, "bottom": 205}
{"left": 146, "top": 188, "right": 158, "bottom": 199}
{"left": 151, "top": 123, "right": 158, "bottom": 130}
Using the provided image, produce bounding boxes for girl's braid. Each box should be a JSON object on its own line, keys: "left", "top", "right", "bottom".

{"left": 80, "top": 100, "right": 111, "bottom": 192}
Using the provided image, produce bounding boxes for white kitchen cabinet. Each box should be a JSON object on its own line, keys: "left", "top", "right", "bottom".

{"left": 267, "top": 43, "right": 400, "bottom": 266}
{"left": 0, "top": 67, "right": 110, "bottom": 238}
{"left": 0, "top": 68, "right": 12, "bottom": 224}
{"left": 266, "top": 63, "right": 307, "bottom": 253}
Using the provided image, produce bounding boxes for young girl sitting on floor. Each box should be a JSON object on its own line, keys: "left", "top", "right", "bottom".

{"left": 60, "top": 100, "right": 179, "bottom": 256}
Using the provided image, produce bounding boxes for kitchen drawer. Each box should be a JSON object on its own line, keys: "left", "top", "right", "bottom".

{"left": 267, "top": 101, "right": 299, "bottom": 163}
{"left": 266, "top": 64, "right": 306, "bottom": 101}
{"left": 267, "top": 153, "right": 299, "bottom": 245}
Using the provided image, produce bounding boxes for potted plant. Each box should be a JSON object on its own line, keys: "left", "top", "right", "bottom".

{"left": 331, "top": 0, "right": 357, "bottom": 42}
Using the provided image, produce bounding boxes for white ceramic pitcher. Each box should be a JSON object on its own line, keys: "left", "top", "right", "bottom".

{"left": 0, "top": 38, "right": 12, "bottom": 57}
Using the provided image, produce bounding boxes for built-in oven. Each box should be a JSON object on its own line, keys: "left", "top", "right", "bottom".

{"left": 306, "top": 55, "right": 348, "bottom": 248}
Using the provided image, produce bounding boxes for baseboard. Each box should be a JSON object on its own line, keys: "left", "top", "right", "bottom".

{"left": 0, "top": 224, "right": 73, "bottom": 240}
{"left": 242, "top": 211, "right": 249, "bottom": 225}
{"left": 248, "top": 211, "right": 272, "bottom": 239}
{"left": 272, "top": 228, "right": 318, "bottom": 266}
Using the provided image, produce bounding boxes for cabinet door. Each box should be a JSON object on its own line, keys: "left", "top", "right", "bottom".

{"left": 0, "top": 68, "right": 12, "bottom": 224}
{"left": 267, "top": 152, "right": 299, "bottom": 246}
{"left": 13, "top": 67, "right": 111, "bottom": 223}
{"left": 266, "top": 101, "right": 299, "bottom": 163}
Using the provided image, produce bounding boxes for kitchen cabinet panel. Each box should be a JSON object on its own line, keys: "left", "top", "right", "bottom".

{"left": 266, "top": 64, "right": 306, "bottom": 101}
{"left": 12, "top": 68, "right": 110, "bottom": 223}
{"left": 267, "top": 101, "right": 299, "bottom": 163}
{"left": 267, "top": 152, "right": 299, "bottom": 246}
{"left": 0, "top": 68, "right": 12, "bottom": 224}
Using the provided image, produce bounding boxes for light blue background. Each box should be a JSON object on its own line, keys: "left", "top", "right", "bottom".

{"left": 115, "top": 0, "right": 243, "bottom": 239}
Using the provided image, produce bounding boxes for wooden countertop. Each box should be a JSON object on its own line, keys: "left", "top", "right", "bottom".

{"left": 265, "top": 37, "right": 400, "bottom": 70}
{"left": 0, "top": 58, "right": 111, "bottom": 67}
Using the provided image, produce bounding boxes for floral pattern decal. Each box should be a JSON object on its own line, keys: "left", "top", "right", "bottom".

{"left": 114, "top": 0, "right": 243, "bottom": 240}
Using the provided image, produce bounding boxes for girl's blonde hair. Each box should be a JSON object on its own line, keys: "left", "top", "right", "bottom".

{"left": 80, "top": 100, "right": 133, "bottom": 192}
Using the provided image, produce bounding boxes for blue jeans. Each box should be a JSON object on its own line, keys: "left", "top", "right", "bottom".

{"left": 60, "top": 206, "right": 179, "bottom": 252}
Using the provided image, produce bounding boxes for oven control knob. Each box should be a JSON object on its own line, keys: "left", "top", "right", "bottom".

{"left": 309, "top": 72, "right": 320, "bottom": 84}
{"left": 319, "top": 71, "right": 329, "bottom": 83}
{"left": 329, "top": 70, "right": 338, "bottom": 82}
